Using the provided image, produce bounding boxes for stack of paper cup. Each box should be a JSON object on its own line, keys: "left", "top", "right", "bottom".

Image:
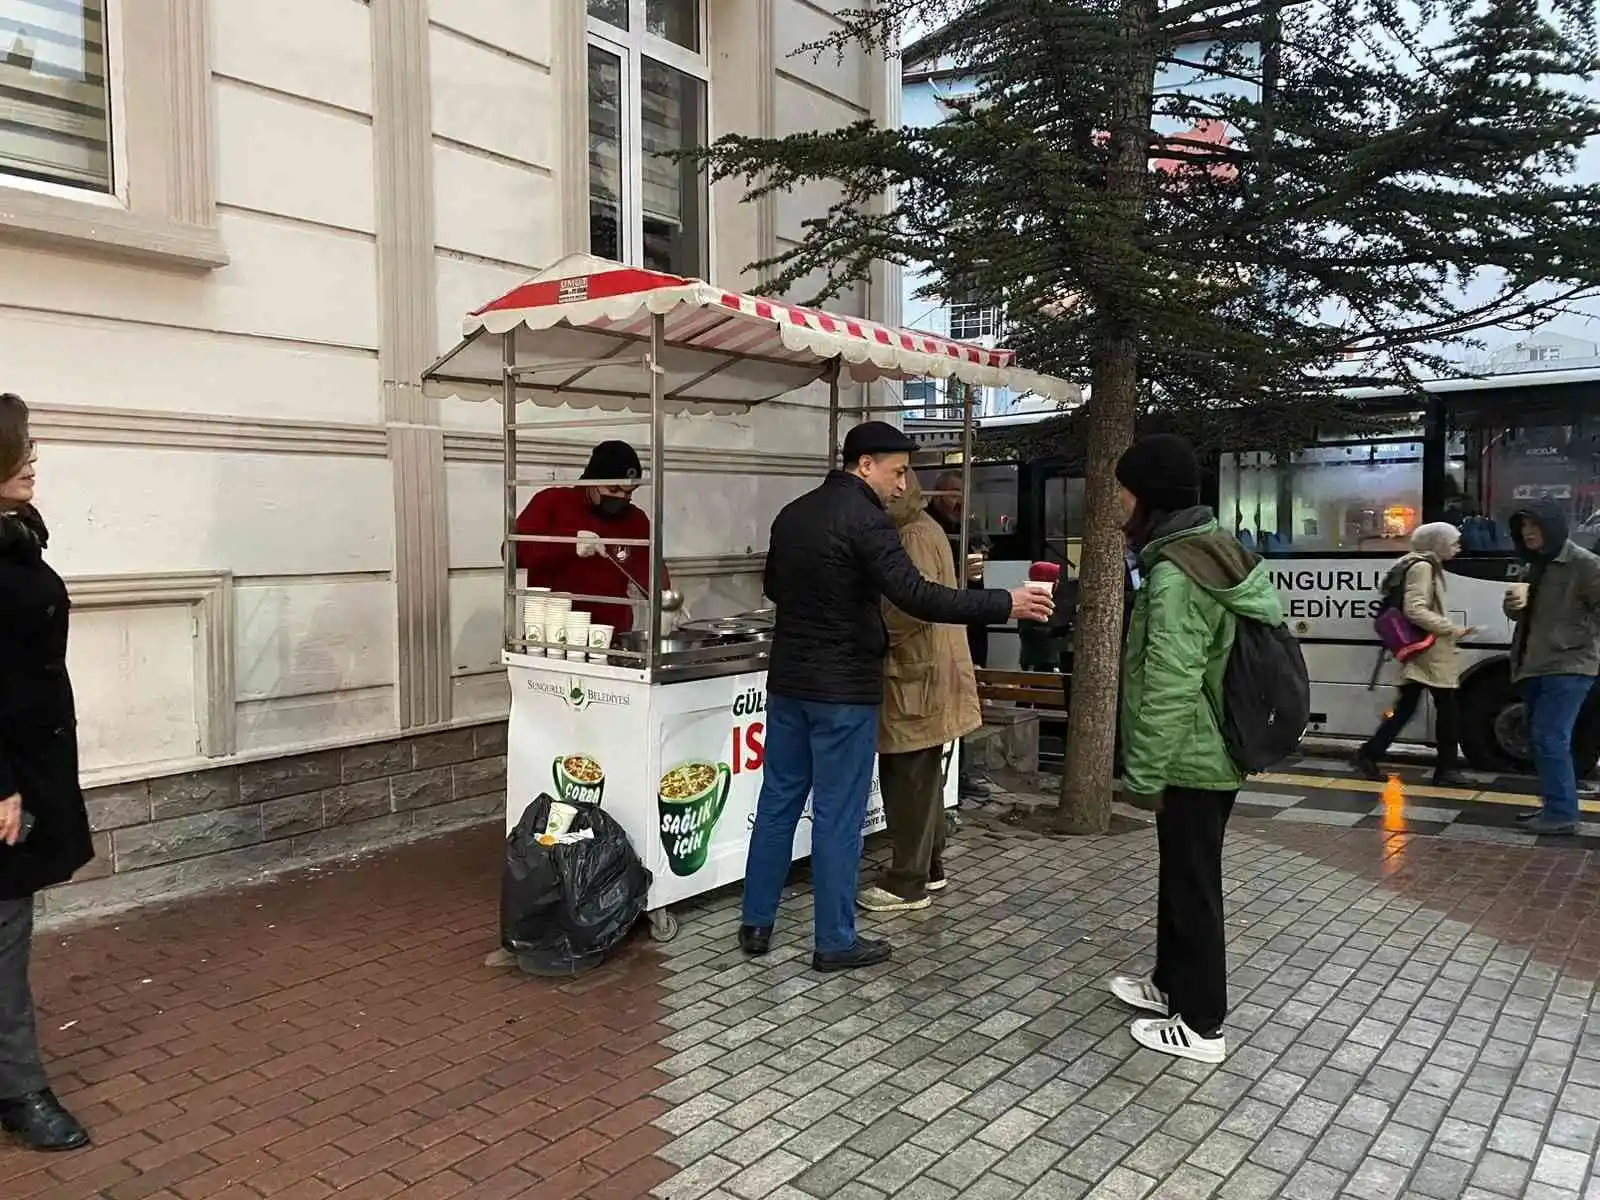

{"left": 542, "top": 596, "right": 573, "bottom": 656}
{"left": 564, "top": 611, "right": 592, "bottom": 661}
{"left": 521, "top": 596, "right": 547, "bottom": 655}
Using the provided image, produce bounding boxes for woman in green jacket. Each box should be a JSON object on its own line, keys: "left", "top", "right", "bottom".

{"left": 1105, "top": 436, "right": 1285, "bottom": 1066}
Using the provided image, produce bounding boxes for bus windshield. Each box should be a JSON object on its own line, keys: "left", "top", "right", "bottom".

{"left": 1447, "top": 408, "right": 1600, "bottom": 555}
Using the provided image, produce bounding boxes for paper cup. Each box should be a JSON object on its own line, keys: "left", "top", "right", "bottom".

{"left": 588, "top": 624, "right": 615, "bottom": 657}
{"left": 1506, "top": 582, "right": 1530, "bottom": 613}
{"left": 564, "top": 616, "right": 591, "bottom": 661}
{"left": 1025, "top": 580, "right": 1054, "bottom": 596}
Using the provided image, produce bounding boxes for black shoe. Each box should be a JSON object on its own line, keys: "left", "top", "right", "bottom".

{"left": 960, "top": 775, "right": 997, "bottom": 801}
{"left": 812, "top": 938, "right": 891, "bottom": 973}
{"left": 738, "top": 924, "right": 772, "bottom": 957}
{"left": 1432, "top": 771, "right": 1470, "bottom": 789}
{"left": 927, "top": 865, "right": 947, "bottom": 892}
{"left": 1522, "top": 816, "right": 1579, "bottom": 836}
{"left": 1351, "top": 753, "right": 1383, "bottom": 782}
{"left": 0, "top": 1090, "right": 90, "bottom": 1152}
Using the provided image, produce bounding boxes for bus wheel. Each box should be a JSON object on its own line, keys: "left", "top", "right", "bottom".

{"left": 1461, "top": 670, "right": 1526, "bottom": 773}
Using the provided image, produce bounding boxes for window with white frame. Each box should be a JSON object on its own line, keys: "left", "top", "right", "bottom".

{"left": 0, "top": 0, "right": 113, "bottom": 192}
{"left": 948, "top": 301, "right": 1000, "bottom": 342}
{"left": 587, "top": 0, "right": 709, "bottom": 276}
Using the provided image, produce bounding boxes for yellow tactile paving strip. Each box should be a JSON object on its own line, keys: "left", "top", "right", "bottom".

{"left": 1256, "top": 770, "right": 1600, "bottom": 814}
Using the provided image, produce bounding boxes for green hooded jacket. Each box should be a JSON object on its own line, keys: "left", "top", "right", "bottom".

{"left": 1120, "top": 508, "right": 1287, "bottom": 796}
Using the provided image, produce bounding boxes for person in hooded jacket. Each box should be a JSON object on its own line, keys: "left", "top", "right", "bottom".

{"left": 857, "top": 473, "right": 981, "bottom": 913}
{"left": 0, "top": 392, "right": 93, "bottom": 1152}
{"left": 1352, "top": 522, "right": 1471, "bottom": 786}
{"left": 1506, "top": 499, "right": 1600, "bottom": 835}
{"left": 1105, "top": 435, "right": 1284, "bottom": 1066}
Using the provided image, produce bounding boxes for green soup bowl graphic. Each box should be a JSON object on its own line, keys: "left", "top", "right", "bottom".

{"left": 658, "top": 761, "right": 731, "bottom": 876}
{"left": 552, "top": 753, "right": 605, "bottom": 805}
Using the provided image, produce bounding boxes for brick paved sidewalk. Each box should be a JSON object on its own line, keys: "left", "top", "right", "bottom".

{"left": 0, "top": 828, "right": 677, "bottom": 1200}
{"left": 3, "top": 794, "right": 1599, "bottom": 1200}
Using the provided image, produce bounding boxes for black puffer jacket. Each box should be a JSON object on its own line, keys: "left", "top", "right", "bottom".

{"left": 764, "top": 472, "right": 1013, "bottom": 705}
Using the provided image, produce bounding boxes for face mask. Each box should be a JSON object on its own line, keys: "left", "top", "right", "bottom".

{"left": 593, "top": 495, "right": 629, "bottom": 519}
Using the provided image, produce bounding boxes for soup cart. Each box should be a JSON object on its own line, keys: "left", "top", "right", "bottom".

{"left": 423, "top": 254, "right": 1077, "bottom": 940}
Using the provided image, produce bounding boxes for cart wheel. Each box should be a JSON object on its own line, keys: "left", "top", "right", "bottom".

{"left": 649, "top": 909, "right": 679, "bottom": 943}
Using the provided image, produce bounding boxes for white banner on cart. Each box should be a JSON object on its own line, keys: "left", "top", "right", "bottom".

{"left": 651, "top": 672, "right": 957, "bottom": 908}
{"left": 504, "top": 663, "right": 957, "bottom": 912}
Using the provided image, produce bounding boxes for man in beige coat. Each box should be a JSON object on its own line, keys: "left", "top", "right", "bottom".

{"left": 859, "top": 474, "right": 982, "bottom": 913}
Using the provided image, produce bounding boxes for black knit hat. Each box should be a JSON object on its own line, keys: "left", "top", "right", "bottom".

{"left": 1115, "top": 434, "right": 1201, "bottom": 514}
{"left": 580, "top": 440, "right": 642, "bottom": 482}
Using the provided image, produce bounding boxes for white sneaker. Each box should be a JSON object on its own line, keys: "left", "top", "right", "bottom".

{"left": 1130, "top": 1015, "right": 1226, "bottom": 1064}
{"left": 1109, "top": 975, "right": 1169, "bottom": 1015}
{"left": 857, "top": 886, "right": 931, "bottom": 912}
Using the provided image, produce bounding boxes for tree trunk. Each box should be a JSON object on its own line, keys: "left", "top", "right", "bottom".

{"left": 1054, "top": 0, "right": 1159, "bottom": 834}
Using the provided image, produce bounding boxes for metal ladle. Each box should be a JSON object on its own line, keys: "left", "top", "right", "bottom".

{"left": 600, "top": 546, "right": 683, "bottom": 612}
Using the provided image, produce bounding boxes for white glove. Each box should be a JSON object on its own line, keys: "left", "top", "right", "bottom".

{"left": 574, "top": 530, "right": 604, "bottom": 559}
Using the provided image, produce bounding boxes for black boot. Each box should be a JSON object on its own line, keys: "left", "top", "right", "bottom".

{"left": 738, "top": 924, "right": 772, "bottom": 956}
{"left": 812, "top": 938, "right": 891, "bottom": 973}
{"left": 0, "top": 1090, "right": 90, "bottom": 1152}
{"left": 1351, "top": 751, "right": 1383, "bottom": 782}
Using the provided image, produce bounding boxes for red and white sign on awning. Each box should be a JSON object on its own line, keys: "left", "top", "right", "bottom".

{"left": 422, "top": 254, "right": 1079, "bottom": 414}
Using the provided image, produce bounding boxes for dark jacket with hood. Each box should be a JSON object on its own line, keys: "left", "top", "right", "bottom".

{"left": 765, "top": 472, "right": 1013, "bottom": 705}
{"left": 1120, "top": 507, "right": 1285, "bottom": 796}
{"left": 0, "top": 506, "right": 94, "bottom": 900}
{"left": 1507, "top": 499, "right": 1600, "bottom": 682}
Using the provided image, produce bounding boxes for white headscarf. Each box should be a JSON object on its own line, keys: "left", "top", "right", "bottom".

{"left": 1411, "top": 521, "right": 1460, "bottom": 559}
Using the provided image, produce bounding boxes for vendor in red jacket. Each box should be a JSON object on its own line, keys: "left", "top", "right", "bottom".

{"left": 514, "top": 440, "right": 667, "bottom": 633}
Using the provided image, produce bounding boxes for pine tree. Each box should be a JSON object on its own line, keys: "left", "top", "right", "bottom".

{"left": 692, "top": 0, "right": 1600, "bottom": 832}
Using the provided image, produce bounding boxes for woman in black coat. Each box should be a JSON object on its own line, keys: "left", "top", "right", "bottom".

{"left": 0, "top": 392, "right": 92, "bottom": 1152}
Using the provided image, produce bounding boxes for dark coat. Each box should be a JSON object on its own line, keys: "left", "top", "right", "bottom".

{"left": 0, "top": 508, "right": 93, "bottom": 900}
{"left": 764, "top": 472, "right": 1013, "bottom": 705}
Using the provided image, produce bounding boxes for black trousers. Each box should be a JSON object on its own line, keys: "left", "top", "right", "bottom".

{"left": 1153, "top": 787, "right": 1236, "bottom": 1036}
{"left": 1361, "top": 682, "right": 1458, "bottom": 775}
{"left": 0, "top": 897, "right": 47, "bottom": 1100}
{"left": 879, "top": 747, "right": 945, "bottom": 899}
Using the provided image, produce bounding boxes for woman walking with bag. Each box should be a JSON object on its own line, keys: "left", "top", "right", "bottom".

{"left": 1353, "top": 522, "right": 1471, "bottom": 787}
{"left": 0, "top": 392, "right": 93, "bottom": 1152}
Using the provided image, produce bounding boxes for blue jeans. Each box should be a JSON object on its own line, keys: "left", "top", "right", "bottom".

{"left": 742, "top": 694, "right": 878, "bottom": 953}
{"left": 1524, "top": 674, "right": 1595, "bottom": 823}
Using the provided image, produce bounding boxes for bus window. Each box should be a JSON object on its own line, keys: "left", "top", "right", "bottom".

{"left": 1451, "top": 413, "right": 1600, "bottom": 554}
{"left": 1044, "top": 473, "right": 1085, "bottom": 570}
{"left": 918, "top": 463, "right": 1020, "bottom": 549}
{"left": 1220, "top": 439, "right": 1423, "bottom": 555}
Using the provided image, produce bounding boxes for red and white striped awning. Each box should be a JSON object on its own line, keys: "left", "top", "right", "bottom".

{"left": 422, "top": 254, "right": 1078, "bottom": 415}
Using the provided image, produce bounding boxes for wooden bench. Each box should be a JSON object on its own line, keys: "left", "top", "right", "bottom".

{"left": 975, "top": 668, "right": 1068, "bottom": 710}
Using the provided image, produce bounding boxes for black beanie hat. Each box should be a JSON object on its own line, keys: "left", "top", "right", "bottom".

{"left": 1115, "top": 434, "right": 1201, "bottom": 514}
{"left": 581, "top": 440, "right": 643, "bottom": 482}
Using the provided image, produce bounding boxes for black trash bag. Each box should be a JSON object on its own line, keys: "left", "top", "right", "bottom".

{"left": 500, "top": 793, "right": 651, "bottom": 977}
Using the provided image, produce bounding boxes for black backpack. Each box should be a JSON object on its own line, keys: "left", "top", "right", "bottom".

{"left": 1151, "top": 546, "right": 1310, "bottom": 774}
{"left": 1217, "top": 616, "right": 1311, "bottom": 773}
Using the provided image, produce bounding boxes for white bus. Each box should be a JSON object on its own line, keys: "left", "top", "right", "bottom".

{"left": 927, "top": 368, "right": 1600, "bottom": 774}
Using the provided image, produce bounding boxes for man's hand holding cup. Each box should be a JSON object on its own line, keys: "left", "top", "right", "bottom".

{"left": 965, "top": 551, "right": 986, "bottom": 583}
{"left": 1010, "top": 582, "right": 1055, "bottom": 623}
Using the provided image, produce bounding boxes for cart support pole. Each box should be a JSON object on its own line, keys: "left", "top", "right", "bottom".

{"left": 959, "top": 380, "right": 973, "bottom": 586}
{"left": 827, "top": 363, "right": 841, "bottom": 466}
{"left": 502, "top": 332, "right": 518, "bottom": 653}
{"left": 648, "top": 314, "right": 666, "bottom": 676}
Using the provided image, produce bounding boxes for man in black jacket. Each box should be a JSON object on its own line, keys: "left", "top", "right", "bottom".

{"left": 742, "top": 422, "right": 1053, "bottom": 971}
